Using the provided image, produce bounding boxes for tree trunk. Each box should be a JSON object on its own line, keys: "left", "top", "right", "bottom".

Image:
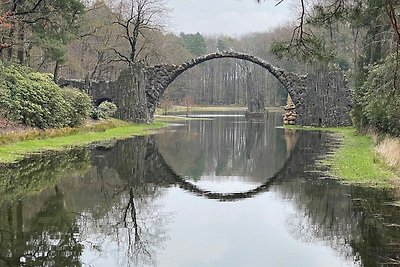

{"left": 53, "top": 61, "right": 60, "bottom": 82}
{"left": 7, "top": 21, "right": 15, "bottom": 61}
{"left": 17, "top": 21, "right": 25, "bottom": 64}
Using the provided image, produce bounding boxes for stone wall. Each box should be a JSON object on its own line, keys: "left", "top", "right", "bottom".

{"left": 59, "top": 65, "right": 150, "bottom": 123}
{"left": 115, "top": 66, "right": 149, "bottom": 122}
{"left": 299, "top": 68, "right": 352, "bottom": 126}
{"left": 59, "top": 78, "right": 113, "bottom": 102}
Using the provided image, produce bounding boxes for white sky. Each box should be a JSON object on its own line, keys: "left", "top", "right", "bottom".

{"left": 166, "top": 0, "right": 295, "bottom": 36}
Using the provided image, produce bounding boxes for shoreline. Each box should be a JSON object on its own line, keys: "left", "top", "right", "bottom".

{"left": 156, "top": 105, "right": 284, "bottom": 115}
{"left": 0, "top": 119, "right": 170, "bottom": 164}
{"left": 3, "top": 116, "right": 397, "bottom": 190}
{"left": 285, "top": 125, "right": 399, "bottom": 190}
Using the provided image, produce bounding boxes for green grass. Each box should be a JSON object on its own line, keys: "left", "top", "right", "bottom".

{"left": 0, "top": 119, "right": 129, "bottom": 144}
{"left": 286, "top": 125, "right": 397, "bottom": 188}
{"left": 0, "top": 120, "right": 168, "bottom": 164}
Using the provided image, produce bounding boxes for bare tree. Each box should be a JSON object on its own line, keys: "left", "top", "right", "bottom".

{"left": 108, "top": 0, "right": 169, "bottom": 65}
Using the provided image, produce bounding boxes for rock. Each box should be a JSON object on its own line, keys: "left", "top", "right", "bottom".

{"left": 287, "top": 115, "right": 297, "bottom": 121}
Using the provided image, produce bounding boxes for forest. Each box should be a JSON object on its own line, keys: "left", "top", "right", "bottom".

{"left": 0, "top": 0, "right": 400, "bottom": 136}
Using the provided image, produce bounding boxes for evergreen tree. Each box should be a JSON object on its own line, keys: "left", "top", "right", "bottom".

{"left": 180, "top": 32, "right": 207, "bottom": 56}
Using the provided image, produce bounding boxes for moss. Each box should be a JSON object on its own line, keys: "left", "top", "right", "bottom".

{"left": 0, "top": 119, "right": 168, "bottom": 164}
{"left": 285, "top": 125, "right": 397, "bottom": 188}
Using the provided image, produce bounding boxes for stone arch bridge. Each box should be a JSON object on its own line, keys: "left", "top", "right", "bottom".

{"left": 60, "top": 51, "right": 352, "bottom": 127}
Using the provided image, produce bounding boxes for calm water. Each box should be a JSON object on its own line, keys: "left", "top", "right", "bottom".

{"left": 1, "top": 113, "right": 400, "bottom": 267}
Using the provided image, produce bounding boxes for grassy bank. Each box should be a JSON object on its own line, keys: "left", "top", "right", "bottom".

{"left": 0, "top": 119, "right": 167, "bottom": 164}
{"left": 286, "top": 125, "right": 398, "bottom": 188}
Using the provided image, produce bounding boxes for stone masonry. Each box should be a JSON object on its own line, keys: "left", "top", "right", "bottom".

{"left": 60, "top": 51, "right": 352, "bottom": 126}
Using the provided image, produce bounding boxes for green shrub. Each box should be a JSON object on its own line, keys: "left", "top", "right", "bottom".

{"left": 0, "top": 64, "right": 93, "bottom": 129}
{"left": 61, "top": 87, "right": 93, "bottom": 127}
{"left": 93, "top": 101, "right": 117, "bottom": 119}
{"left": 0, "top": 65, "right": 68, "bottom": 128}
{"left": 359, "top": 53, "right": 400, "bottom": 136}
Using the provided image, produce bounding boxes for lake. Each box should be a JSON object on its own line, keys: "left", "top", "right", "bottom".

{"left": 0, "top": 112, "right": 399, "bottom": 267}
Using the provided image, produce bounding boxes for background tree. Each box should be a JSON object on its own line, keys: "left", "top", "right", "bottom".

{"left": 0, "top": 0, "right": 84, "bottom": 67}
{"left": 65, "top": 1, "right": 124, "bottom": 80}
{"left": 180, "top": 32, "right": 207, "bottom": 56}
{"left": 107, "top": 0, "right": 169, "bottom": 65}
{"left": 0, "top": 8, "right": 13, "bottom": 54}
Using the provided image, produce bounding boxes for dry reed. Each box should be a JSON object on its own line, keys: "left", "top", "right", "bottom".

{"left": 376, "top": 137, "right": 400, "bottom": 170}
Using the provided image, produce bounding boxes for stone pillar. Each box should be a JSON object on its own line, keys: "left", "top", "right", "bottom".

{"left": 115, "top": 65, "right": 150, "bottom": 123}
{"left": 283, "top": 95, "right": 297, "bottom": 125}
{"left": 300, "top": 67, "right": 352, "bottom": 127}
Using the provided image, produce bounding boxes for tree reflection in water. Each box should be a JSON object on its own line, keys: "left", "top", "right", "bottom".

{"left": 0, "top": 116, "right": 400, "bottom": 266}
{"left": 275, "top": 131, "right": 400, "bottom": 266}
{"left": 0, "top": 137, "right": 170, "bottom": 267}
{"left": 0, "top": 186, "right": 83, "bottom": 266}
{"left": 75, "top": 136, "right": 170, "bottom": 267}
{"left": 0, "top": 149, "right": 89, "bottom": 267}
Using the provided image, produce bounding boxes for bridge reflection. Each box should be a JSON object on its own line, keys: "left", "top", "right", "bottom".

{"left": 0, "top": 118, "right": 399, "bottom": 266}
{"left": 91, "top": 115, "right": 303, "bottom": 202}
{"left": 156, "top": 114, "right": 291, "bottom": 182}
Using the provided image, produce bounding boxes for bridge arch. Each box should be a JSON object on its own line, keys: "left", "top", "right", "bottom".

{"left": 159, "top": 150, "right": 292, "bottom": 202}
{"left": 61, "top": 51, "right": 352, "bottom": 126}
{"left": 145, "top": 51, "right": 307, "bottom": 119}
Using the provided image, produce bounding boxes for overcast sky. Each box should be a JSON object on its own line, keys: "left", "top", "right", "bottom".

{"left": 166, "top": 0, "right": 295, "bottom": 36}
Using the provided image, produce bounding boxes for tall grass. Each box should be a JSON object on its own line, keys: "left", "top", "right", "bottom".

{"left": 376, "top": 138, "right": 400, "bottom": 170}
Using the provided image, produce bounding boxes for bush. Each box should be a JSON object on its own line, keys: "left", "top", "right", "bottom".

{"left": 358, "top": 53, "right": 400, "bottom": 136}
{"left": 61, "top": 87, "right": 93, "bottom": 127}
{"left": 93, "top": 101, "right": 117, "bottom": 119}
{"left": 0, "top": 64, "right": 93, "bottom": 129}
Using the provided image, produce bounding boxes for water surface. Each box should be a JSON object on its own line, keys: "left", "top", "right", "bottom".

{"left": 0, "top": 112, "right": 399, "bottom": 267}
